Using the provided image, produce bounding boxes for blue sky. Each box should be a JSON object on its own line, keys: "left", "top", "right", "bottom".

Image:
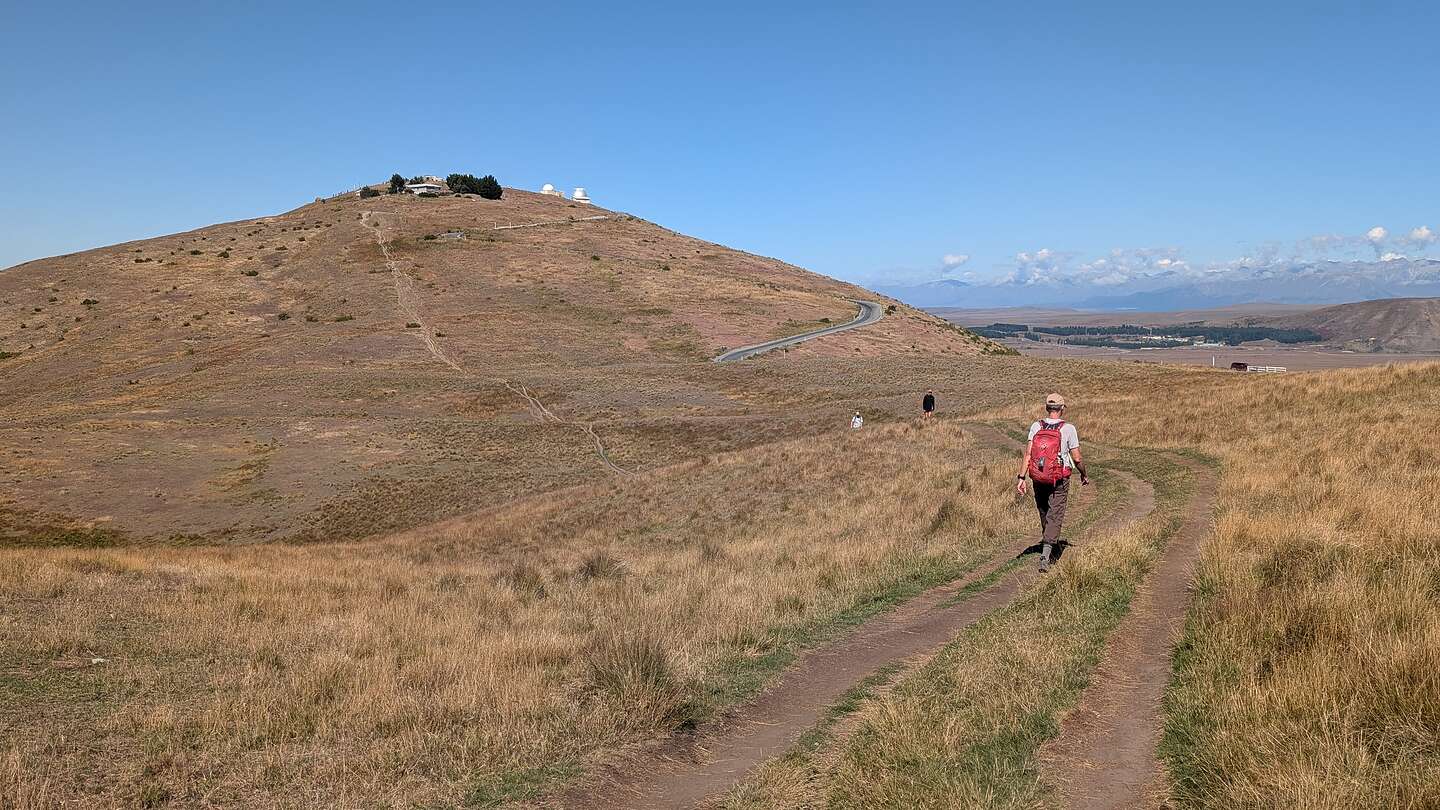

{"left": 3, "top": 1, "right": 1438, "bottom": 290}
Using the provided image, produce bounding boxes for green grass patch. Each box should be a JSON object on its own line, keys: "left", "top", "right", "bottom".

{"left": 461, "top": 761, "right": 581, "bottom": 808}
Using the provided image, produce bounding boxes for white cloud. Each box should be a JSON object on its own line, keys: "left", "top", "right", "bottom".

{"left": 1409, "top": 225, "right": 1435, "bottom": 246}
{"left": 992, "top": 246, "right": 1187, "bottom": 288}
{"left": 1367, "top": 226, "right": 1388, "bottom": 243}
{"left": 1381, "top": 252, "right": 1407, "bottom": 262}
{"left": 941, "top": 253, "right": 969, "bottom": 268}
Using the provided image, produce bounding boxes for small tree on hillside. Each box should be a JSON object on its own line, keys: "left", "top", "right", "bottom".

{"left": 388, "top": 174, "right": 406, "bottom": 194}
{"left": 358, "top": 186, "right": 381, "bottom": 198}
{"left": 476, "top": 175, "right": 503, "bottom": 200}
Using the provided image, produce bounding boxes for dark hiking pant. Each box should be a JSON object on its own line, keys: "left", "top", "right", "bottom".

{"left": 1033, "top": 476, "right": 1070, "bottom": 556}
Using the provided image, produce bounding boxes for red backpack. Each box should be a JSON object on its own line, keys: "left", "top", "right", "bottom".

{"left": 1027, "top": 421, "right": 1071, "bottom": 485}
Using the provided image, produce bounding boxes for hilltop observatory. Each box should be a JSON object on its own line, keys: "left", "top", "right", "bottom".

{"left": 573, "top": 187, "right": 592, "bottom": 205}
{"left": 539, "top": 183, "right": 564, "bottom": 197}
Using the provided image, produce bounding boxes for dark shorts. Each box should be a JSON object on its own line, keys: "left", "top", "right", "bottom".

{"left": 1033, "top": 476, "right": 1070, "bottom": 543}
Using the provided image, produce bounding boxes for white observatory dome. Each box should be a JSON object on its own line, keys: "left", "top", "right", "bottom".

{"left": 541, "top": 183, "right": 555, "bottom": 192}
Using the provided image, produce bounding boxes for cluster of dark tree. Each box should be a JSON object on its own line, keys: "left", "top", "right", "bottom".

{"left": 1058, "top": 336, "right": 1193, "bottom": 349}
{"left": 973, "top": 321, "right": 1320, "bottom": 345}
{"left": 445, "top": 174, "right": 503, "bottom": 199}
{"left": 971, "top": 322, "right": 1029, "bottom": 338}
{"left": 380, "top": 173, "right": 504, "bottom": 199}
{"left": 359, "top": 186, "right": 382, "bottom": 198}
{"left": 1033, "top": 324, "right": 1321, "bottom": 345}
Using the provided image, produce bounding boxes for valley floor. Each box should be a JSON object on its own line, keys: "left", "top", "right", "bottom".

{"left": 996, "top": 337, "right": 1440, "bottom": 370}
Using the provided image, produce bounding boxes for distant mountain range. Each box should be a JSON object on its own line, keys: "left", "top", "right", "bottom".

{"left": 875, "top": 258, "right": 1440, "bottom": 311}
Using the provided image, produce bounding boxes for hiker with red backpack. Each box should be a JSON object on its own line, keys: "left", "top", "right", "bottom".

{"left": 1016, "top": 393, "right": 1089, "bottom": 573}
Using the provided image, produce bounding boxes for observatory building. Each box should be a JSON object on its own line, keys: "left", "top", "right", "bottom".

{"left": 573, "top": 187, "right": 591, "bottom": 205}
{"left": 539, "top": 183, "right": 565, "bottom": 197}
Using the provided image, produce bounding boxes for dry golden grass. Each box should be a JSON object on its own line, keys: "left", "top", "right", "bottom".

{"left": 5, "top": 269, "right": 1438, "bottom": 809}
{"left": 0, "top": 420, "right": 1030, "bottom": 807}
{"left": 987, "top": 361, "right": 1440, "bottom": 808}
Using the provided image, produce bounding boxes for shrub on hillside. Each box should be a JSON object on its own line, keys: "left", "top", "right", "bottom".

{"left": 387, "top": 174, "right": 406, "bottom": 194}
{"left": 358, "top": 186, "right": 381, "bottom": 199}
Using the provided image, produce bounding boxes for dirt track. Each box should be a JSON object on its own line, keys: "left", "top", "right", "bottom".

{"left": 558, "top": 429, "right": 1159, "bottom": 809}
{"left": 1040, "top": 457, "right": 1218, "bottom": 808}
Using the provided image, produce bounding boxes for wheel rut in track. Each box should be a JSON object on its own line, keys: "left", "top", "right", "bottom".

{"left": 1039, "top": 456, "right": 1218, "bottom": 809}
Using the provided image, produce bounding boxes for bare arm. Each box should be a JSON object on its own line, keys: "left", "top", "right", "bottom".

{"left": 1072, "top": 447, "right": 1089, "bottom": 483}
{"left": 1016, "top": 439, "right": 1032, "bottom": 494}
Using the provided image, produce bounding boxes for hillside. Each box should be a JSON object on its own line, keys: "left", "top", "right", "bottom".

{"left": 0, "top": 186, "right": 1000, "bottom": 544}
{"left": 1260, "top": 296, "right": 1440, "bottom": 351}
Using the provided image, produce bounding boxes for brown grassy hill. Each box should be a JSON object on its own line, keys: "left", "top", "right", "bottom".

{"left": 0, "top": 186, "right": 1001, "bottom": 544}
{"left": 1260, "top": 296, "right": 1440, "bottom": 351}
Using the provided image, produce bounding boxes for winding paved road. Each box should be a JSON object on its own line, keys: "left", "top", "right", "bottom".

{"left": 712, "top": 300, "right": 884, "bottom": 362}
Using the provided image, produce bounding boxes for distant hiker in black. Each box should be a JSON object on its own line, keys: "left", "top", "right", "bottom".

{"left": 922, "top": 390, "right": 936, "bottom": 420}
{"left": 1016, "top": 393, "right": 1089, "bottom": 573}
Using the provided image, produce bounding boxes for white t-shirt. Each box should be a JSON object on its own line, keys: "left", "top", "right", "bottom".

{"left": 1028, "top": 419, "right": 1080, "bottom": 469}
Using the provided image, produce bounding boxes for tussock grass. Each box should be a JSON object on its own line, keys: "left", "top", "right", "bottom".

{"left": 0, "top": 421, "right": 1029, "bottom": 807}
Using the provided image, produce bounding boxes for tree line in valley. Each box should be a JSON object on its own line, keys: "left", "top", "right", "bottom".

{"left": 971, "top": 322, "right": 1322, "bottom": 346}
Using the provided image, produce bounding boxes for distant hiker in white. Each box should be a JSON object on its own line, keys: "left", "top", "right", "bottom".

{"left": 850, "top": 410, "right": 864, "bottom": 430}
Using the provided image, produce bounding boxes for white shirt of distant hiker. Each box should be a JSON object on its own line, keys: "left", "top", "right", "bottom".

{"left": 1027, "top": 419, "right": 1079, "bottom": 469}
{"left": 850, "top": 412, "right": 864, "bottom": 430}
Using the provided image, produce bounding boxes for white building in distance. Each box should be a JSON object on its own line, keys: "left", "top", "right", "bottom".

{"left": 573, "top": 187, "right": 591, "bottom": 205}
{"left": 404, "top": 183, "right": 444, "bottom": 194}
{"left": 539, "top": 183, "right": 565, "bottom": 197}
